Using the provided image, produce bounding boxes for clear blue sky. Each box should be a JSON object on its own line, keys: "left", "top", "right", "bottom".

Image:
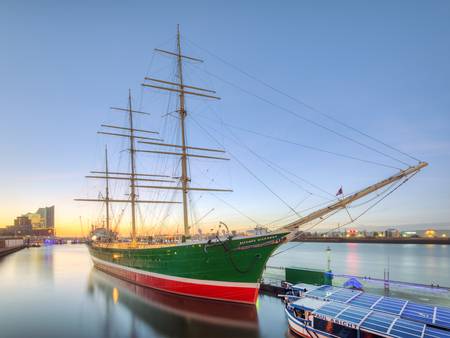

{"left": 1, "top": 0, "right": 449, "bottom": 235}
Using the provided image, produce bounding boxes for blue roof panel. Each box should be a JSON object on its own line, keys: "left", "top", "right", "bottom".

{"left": 402, "top": 303, "right": 434, "bottom": 324}
{"left": 360, "top": 312, "right": 395, "bottom": 334}
{"left": 389, "top": 318, "right": 424, "bottom": 338}
{"left": 314, "top": 302, "right": 348, "bottom": 318}
{"left": 373, "top": 297, "right": 407, "bottom": 315}
{"left": 349, "top": 293, "right": 381, "bottom": 308}
{"left": 328, "top": 288, "right": 361, "bottom": 303}
{"left": 306, "top": 285, "right": 336, "bottom": 299}
{"left": 335, "top": 306, "right": 371, "bottom": 325}
{"left": 435, "top": 307, "right": 450, "bottom": 329}
{"left": 423, "top": 326, "right": 450, "bottom": 338}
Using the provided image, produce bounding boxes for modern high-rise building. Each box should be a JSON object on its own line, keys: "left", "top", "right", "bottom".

{"left": 23, "top": 206, "right": 55, "bottom": 229}
{"left": 36, "top": 206, "right": 55, "bottom": 228}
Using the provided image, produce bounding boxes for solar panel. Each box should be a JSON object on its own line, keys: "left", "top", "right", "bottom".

{"left": 389, "top": 318, "right": 424, "bottom": 338}
{"left": 360, "top": 311, "right": 396, "bottom": 334}
{"left": 423, "top": 326, "right": 450, "bottom": 338}
{"left": 373, "top": 297, "right": 408, "bottom": 315}
{"left": 306, "top": 285, "right": 336, "bottom": 299}
{"left": 402, "top": 302, "right": 434, "bottom": 324}
{"left": 305, "top": 285, "right": 450, "bottom": 330}
{"left": 335, "top": 306, "right": 371, "bottom": 325}
{"left": 314, "top": 301, "right": 348, "bottom": 318}
{"left": 328, "top": 288, "right": 361, "bottom": 303}
{"left": 349, "top": 292, "right": 381, "bottom": 308}
{"left": 435, "top": 307, "right": 450, "bottom": 328}
{"left": 308, "top": 298, "right": 450, "bottom": 338}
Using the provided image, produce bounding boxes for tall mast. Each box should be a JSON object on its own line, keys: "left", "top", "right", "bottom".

{"left": 176, "top": 25, "right": 190, "bottom": 238}
{"left": 105, "top": 145, "right": 110, "bottom": 232}
{"left": 128, "top": 90, "right": 137, "bottom": 240}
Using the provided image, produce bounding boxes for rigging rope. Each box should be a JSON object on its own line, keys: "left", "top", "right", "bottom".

{"left": 188, "top": 63, "right": 411, "bottom": 168}
{"left": 193, "top": 113, "right": 401, "bottom": 171}
{"left": 271, "top": 172, "right": 417, "bottom": 257}
{"left": 184, "top": 37, "right": 421, "bottom": 164}
{"left": 190, "top": 115, "right": 302, "bottom": 218}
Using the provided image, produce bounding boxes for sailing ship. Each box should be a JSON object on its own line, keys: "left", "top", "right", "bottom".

{"left": 76, "top": 26, "right": 427, "bottom": 304}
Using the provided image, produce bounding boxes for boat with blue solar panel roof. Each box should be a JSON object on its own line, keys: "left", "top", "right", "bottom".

{"left": 284, "top": 284, "right": 450, "bottom": 338}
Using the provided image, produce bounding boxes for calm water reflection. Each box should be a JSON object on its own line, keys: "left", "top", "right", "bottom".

{"left": 1, "top": 243, "right": 449, "bottom": 338}
{"left": 269, "top": 242, "right": 450, "bottom": 286}
{"left": 0, "top": 245, "right": 287, "bottom": 338}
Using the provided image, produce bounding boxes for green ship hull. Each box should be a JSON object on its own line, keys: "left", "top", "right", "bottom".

{"left": 89, "top": 232, "right": 287, "bottom": 304}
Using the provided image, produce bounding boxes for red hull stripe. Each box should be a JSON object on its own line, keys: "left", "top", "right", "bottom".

{"left": 92, "top": 257, "right": 260, "bottom": 304}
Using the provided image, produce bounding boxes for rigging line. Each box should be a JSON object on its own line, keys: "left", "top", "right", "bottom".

{"left": 265, "top": 194, "right": 313, "bottom": 230}
{"left": 184, "top": 37, "right": 421, "bottom": 164}
{"left": 272, "top": 208, "right": 345, "bottom": 257}
{"left": 266, "top": 176, "right": 398, "bottom": 229}
{"left": 193, "top": 113, "right": 401, "bottom": 170}
{"left": 220, "top": 123, "right": 316, "bottom": 197}
{"left": 187, "top": 63, "right": 411, "bottom": 167}
{"left": 303, "top": 172, "right": 416, "bottom": 235}
{"left": 198, "top": 115, "right": 333, "bottom": 199}
{"left": 208, "top": 193, "right": 260, "bottom": 226}
{"left": 191, "top": 208, "right": 215, "bottom": 229}
{"left": 263, "top": 197, "right": 336, "bottom": 228}
{"left": 348, "top": 181, "right": 398, "bottom": 209}
{"left": 190, "top": 115, "right": 301, "bottom": 218}
{"left": 193, "top": 162, "right": 261, "bottom": 227}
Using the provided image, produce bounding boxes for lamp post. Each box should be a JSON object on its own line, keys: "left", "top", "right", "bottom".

{"left": 326, "top": 246, "right": 331, "bottom": 272}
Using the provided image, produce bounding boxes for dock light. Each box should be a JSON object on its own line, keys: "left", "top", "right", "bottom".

{"left": 112, "top": 253, "right": 122, "bottom": 260}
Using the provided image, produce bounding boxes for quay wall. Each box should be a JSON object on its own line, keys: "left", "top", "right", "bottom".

{"left": 0, "top": 238, "right": 25, "bottom": 257}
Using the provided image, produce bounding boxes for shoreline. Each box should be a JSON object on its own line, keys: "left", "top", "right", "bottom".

{"left": 294, "top": 237, "right": 450, "bottom": 244}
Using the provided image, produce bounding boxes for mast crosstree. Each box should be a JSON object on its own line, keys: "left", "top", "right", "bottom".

{"left": 75, "top": 92, "right": 182, "bottom": 240}
{"left": 140, "top": 25, "right": 226, "bottom": 240}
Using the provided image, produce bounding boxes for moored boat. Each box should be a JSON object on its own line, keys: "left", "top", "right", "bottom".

{"left": 284, "top": 284, "right": 450, "bottom": 338}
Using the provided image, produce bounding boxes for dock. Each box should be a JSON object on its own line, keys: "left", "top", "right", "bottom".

{"left": 0, "top": 245, "right": 25, "bottom": 258}
{"left": 0, "top": 238, "right": 25, "bottom": 258}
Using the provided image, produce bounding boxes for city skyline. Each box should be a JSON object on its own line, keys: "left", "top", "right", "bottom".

{"left": 1, "top": 1, "right": 450, "bottom": 236}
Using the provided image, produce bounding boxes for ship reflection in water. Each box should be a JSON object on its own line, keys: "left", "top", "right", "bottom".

{"left": 0, "top": 245, "right": 288, "bottom": 338}
{"left": 87, "top": 269, "right": 260, "bottom": 338}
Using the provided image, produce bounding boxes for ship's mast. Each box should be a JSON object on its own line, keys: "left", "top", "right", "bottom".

{"left": 104, "top": 145, "right": 110, "bottom": 232}
{"left": 76, "top": 95, "right": 183, "bottom": 240}
{"left": 176, "top": 25, "right": 190, "bottom": 238}
{"left": 128, "top": 90, "right": 137, "bottom": 241}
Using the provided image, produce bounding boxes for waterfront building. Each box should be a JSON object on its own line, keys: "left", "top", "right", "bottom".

{"left": 0, "top": 206, "right": 55, "bottom": 237}
{"left": 11, "top": 216, "right": 32, "bottom": 235}
{"left": 384, "top": 228, "right": 400, "bottom": 238}
{"left": 417, "top": 229, "right": 450, "bottom": 238}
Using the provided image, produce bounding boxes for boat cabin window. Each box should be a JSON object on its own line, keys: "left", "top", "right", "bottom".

{"left": 313, "top": 318, "right": 357, "bottom": 338}
{"left": 293, "top": 308, "right": 305, "bottom": 319}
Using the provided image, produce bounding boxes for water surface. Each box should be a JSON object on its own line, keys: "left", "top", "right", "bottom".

{"left": 1, "top": 242, "right": 449, "bottom": 338}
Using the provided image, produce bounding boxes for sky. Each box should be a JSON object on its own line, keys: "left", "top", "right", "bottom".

{"left": 1, "top": 0, "right": 449, "bottom": 237}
